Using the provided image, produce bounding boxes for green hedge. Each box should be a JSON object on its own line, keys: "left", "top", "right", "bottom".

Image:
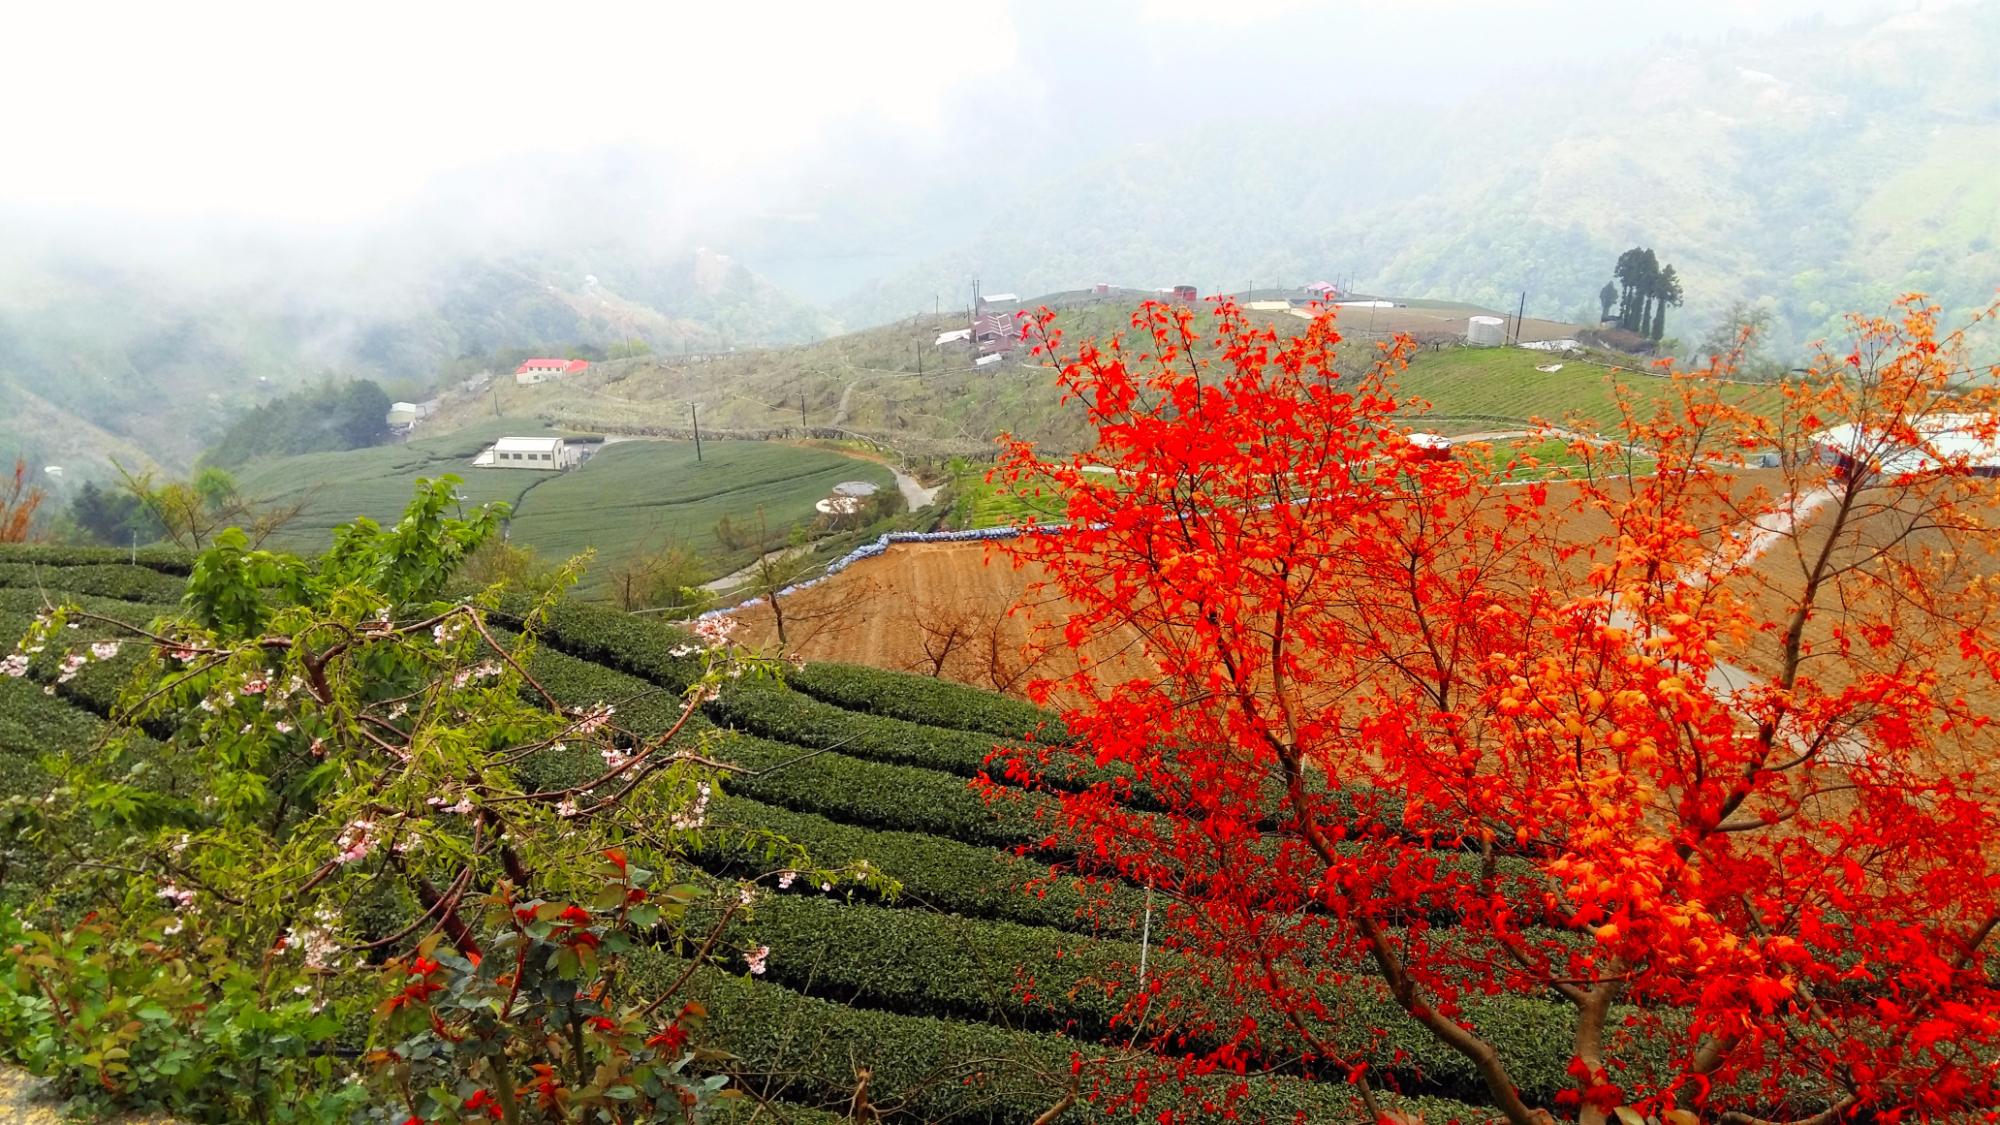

{"left": 503, "top": 636, "right": 1059, "bottom": 849}
{"left": 712, "top": 894, "right": 1638, "bottom": 1108}
{"left": 788, "top": 661, "right": 1062, "bottom": 741}
{"left": 708, "top": 678, "right": 1023, "bottom": 780}
{"left": 719, "top": 731, "right": 1053, "bottom": 849}
{"left": 497, "top": 597, "right": 705, "bottom": 693}
{"left": 0, "top": 543, "right": 196, "bottom": 576}
{"left": 708, "top": 678, "right": 1169, "bottom": 812}
{"left": 702, "top": 795, "right": 1147, "bottom": 936}
{"left": 635, "top": 960, "right": 1488, "bottom": 1124}
{"left": 0, "top": 562, "right": 187, "bottom": 605}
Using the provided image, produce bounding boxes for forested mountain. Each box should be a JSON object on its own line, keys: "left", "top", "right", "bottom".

{"left": 833, "top": 4, "right": 2000, "bottom": 358}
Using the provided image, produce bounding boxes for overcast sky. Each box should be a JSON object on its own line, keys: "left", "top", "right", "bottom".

{"left": 0, "top": 0, "right": 1933, "bottom": 227}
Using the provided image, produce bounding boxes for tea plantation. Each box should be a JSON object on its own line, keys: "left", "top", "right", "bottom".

{"left": 0, "top": 544, "right": 1626, "bottom": 1122}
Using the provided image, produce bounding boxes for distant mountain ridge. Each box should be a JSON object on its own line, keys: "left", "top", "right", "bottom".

{"left": 832, "top": 4, "right": 2000, "bottom": 359}
{"left": 0, "top": 236, "right": 834, "bottom": 476}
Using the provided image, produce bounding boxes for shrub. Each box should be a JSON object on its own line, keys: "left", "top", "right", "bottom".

{"left": 636, "top": 959, "right": 1488, "bottom": 1125}
{"left": 0, "top": 543, "right": 196, "bottom": 576}
{"left": 502, "top": 636, "right": 1061, "bottom": 850}
{"left": 0, "top": 910, "right": 365, "bottom": 1122}
{"left": 498, "top": 596, "right": 705, "bottom": 692}
{"left": 0, "top": 562, "right": 187, "bottom": 604}
{"left": 712, "top": 894, "right": 1640, "bottom": 1107}
{"left": 699, "top": 795, "right": 1148, "bottom": 936}
{"left": 719, "top": 731, "right": 1055, "bottom": 849}
{"left": 787, "top": 661, "right": 1062, "bottom": 740}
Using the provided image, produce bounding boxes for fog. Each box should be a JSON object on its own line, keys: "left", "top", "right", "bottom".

{"left": 0, "top": 0, "right": 1991, "bottom": 475}
{"left": 5, "top": 0, "right": 1911, "bottom": 246}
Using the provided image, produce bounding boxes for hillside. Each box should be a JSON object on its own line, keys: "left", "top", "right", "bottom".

{"left": 0, "top": 240, "right": 835, "bottom": 479}
{"left": 419, "top": 289, "right": 1771, "bottom": 463}
{"left": 232, "top": 421, "right": 898, "bottom": 596}
{"left": 0, "top": 546, "right": 1585, "bottom": 1123}
{"left": 835, "top": 4, "right": 2000, "bottom": 360}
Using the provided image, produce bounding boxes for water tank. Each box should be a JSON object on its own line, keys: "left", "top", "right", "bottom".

{"left": 1467, "top": 316, "right": 1506, "bottom": 347}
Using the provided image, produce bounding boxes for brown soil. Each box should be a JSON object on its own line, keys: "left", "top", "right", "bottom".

{"left": 727, "top": 541, "right": 1152, "bottom": 699}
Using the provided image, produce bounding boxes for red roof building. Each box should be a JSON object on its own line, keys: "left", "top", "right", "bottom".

{"left": 514, "top": 358, "right": 588, "bottom": 385}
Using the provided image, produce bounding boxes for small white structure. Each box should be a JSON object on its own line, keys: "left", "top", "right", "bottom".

{"left": 975, "top": 353, "right": 1004, "bottom": 367}
{"left": 980, "top": 292, "right": 1020, "bottom": 305}
{"left": 1407, "top": 433, "right": 1454, "bottom": 462}
{"left": 474, "top": 436, "right": 590, "bottom": 471}
{"left": 387, "top": 401, "right": 421, "bottom": 427}
{"left": 1812, "top": 415, "right": 2000, "bottom": 479}
{"left": 935, "top": 327, "right": 973, "bottom": 346}
{"left": 1467, "top": 316, "right": 1506, "bottom": 347}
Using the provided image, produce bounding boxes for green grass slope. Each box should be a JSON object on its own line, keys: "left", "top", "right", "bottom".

{"left": 233, "top": 424, "right": 893, "bottom": 592}
{"left": 503, "top": 440, "right": 894, "bottom": 596}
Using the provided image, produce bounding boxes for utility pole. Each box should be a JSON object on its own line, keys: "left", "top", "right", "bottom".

{"left": 491, "top": 380, "right": 500, "bottom": 419}
{"left": 799, "top": 390, "right": 808, "bottom": 430}
{"left": 916, "top": 344, "right": 923, "bottom": 376}
{"left": 689, "top": 402, "right": 703, "bottom": 462}
{"left": 1513, "top": 290, "right": 1528, "bottom": 345}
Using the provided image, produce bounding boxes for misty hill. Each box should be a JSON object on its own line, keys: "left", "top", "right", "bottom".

{"left": 0, "top": 237, "right": 833, "bottom": 477}
{"left": 832, "top": 5, "right": 2000, "bottom": 358}
{"left": 417, "top": 289, "right": 1634, "bottom": 462}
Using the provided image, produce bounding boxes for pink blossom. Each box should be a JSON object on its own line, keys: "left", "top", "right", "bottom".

{"left": 777, "top": 870, "right": 797, "bottom": 890}
{"left": 333, "top": 820, "right": 378, "bottom": 865}
{"left": 0, "top": 654, "right": 26, "bottom": 678}
{"left": 691, "top": 616, "right": 739, "bottom": 649}
{"left": 275, "top": 721, "right": 294, "bottom": 734}
{"left": 556, "top": 798, "right": 579, "bottom": 819}
{"left": 56, "top": 654, "right": 87, "bottom": 684}
{"left": 89, "top": 641, "right": 120, "bottom": 660}
{"left": 241, "top": 677, "right": 268, "bottom": 695}
{"left": 157, "top": 884, "right": 196, "bottom": 910}
{"left": 310, "top": 737, "right": 327, "bottom": 757}
{"left": 574, "top": 704, "right": 616, "bottom": 736}
{"left": 744, "top": 945, "right": 770, "bottom": 975}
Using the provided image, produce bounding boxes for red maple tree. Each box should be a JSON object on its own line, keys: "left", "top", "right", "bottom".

{"left": 993, "top": 296, "right": 2000, "bottom": 1122}
{"left": 0, "top": 457, "right": 44, "bottom": 543}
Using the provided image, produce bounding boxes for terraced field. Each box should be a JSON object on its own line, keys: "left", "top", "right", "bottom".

{"left": 1390, "top": 346, "right": 1780, "bottom": 437}
{"left": 233, "top": 425, "right": 896, "bottom": 596}
{"left": 0, "top": 544, "right": 1666, "bottom": 1122}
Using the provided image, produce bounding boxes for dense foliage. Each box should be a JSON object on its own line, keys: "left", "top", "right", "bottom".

{"left": 996, "top": 296, "right": 2000, "bottom": 1122}
{"left": 200, "top": 378, "right": 394, "bottom": 469}
{"left": 0, "top": 479, "right": 871, "bottom": 1121}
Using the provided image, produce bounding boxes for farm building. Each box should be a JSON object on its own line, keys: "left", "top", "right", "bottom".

{"left": 386, "top": 400, "right": 433, "bottom": 427}
{"left": 514, "top": 358, "right": 588, "bottom": 385}
{"left": 972, "top": 296, "right": 1019, "bottom": 357}
{"left": 472, "top": 435, "right": 597, "bottom": 471}
{"left": 1812, "top": 415, "right": 2000, "bottom": 479}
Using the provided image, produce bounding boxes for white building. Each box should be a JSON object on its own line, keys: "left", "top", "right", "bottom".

{"left": 1812, "top": 415, "right": 2000, "bottom": 479}
{"left": 473, "top": 435, "right": 593, "bottom": 470}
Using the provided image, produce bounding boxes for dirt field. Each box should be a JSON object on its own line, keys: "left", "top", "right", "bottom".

{"left": 728, "top": 469, "right": 1803, "bottom": 703}
{"left": 728, "top": 541, "right": 1154, "bottom": 698}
